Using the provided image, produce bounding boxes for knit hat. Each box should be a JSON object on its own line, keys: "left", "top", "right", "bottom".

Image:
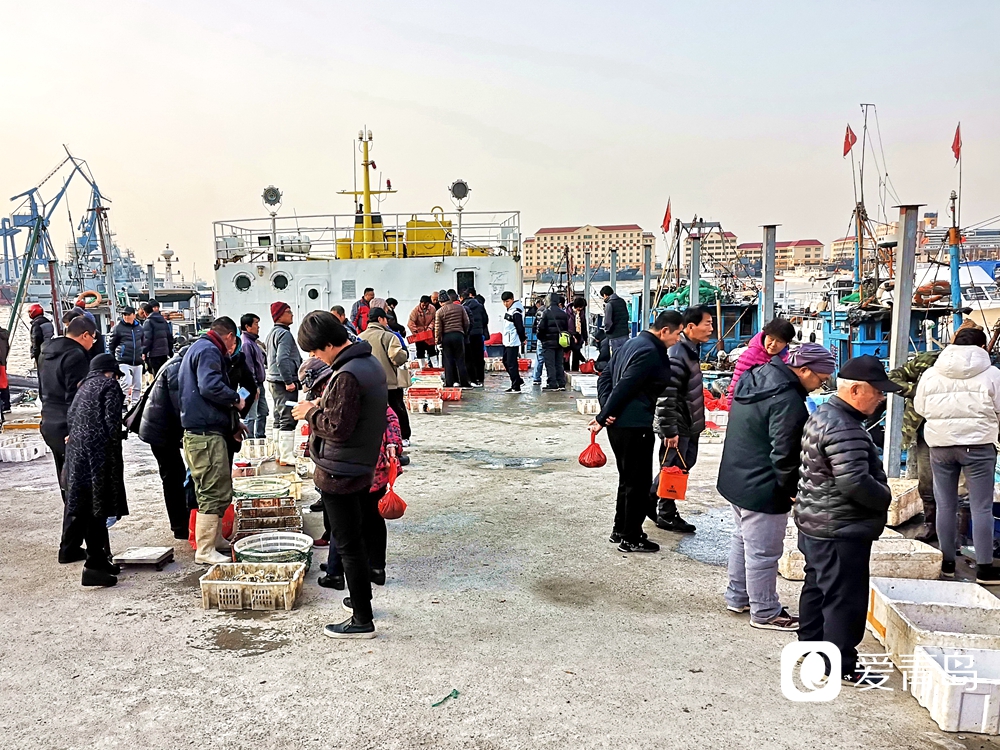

{"left": 270, "top": 301, "right": 291, "bottom": 323}
{"left": 90, "top": 353, "right": 123, "bottom": 377}
{"left": 298, "top": 356, "right": 333, "bottom": 398}
{"left": 370, "top": 297, "right": 387, "bottom": 311}
{"left": 28, "top": 304, "right": 43, "bottom": 319}
{"left": 786, "top": 343, "right": 837, "bottom": 375}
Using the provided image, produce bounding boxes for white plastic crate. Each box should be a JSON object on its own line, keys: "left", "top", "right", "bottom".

{"left": 199, "top": 562, "right": 306, "bottom": 611}
{"left": 881, "top": 602, "right": 1000, "bottom": 670}
{"left": 571, "top": 374, "right": 599, "bottom": 392}
{"left": 576, "top": 398, "right": 600, "bottom": 415}
{"left": 909, "top": 646, "right": 1000, "bottom": 735}
{"left": 705, "top": 410, "right": 729, "bottom": 429}
{"left": 407, "top": 397, "right": 443, "bottom": 414}
{"left": 0, "top": 441, "right": 45, "bottom": 462}
{"left": 868, "top": 577, "right": 1000, "bottom": 647}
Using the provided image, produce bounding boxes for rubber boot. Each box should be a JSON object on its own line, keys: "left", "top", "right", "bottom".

{"left": 914, "top": 500, "right": 937, "bottom": 543}
{"left": 194, "top": 513, "right": 229, "bottom": 565}
{"left": 215, "top": 521, "right": 232, "bottom": 555}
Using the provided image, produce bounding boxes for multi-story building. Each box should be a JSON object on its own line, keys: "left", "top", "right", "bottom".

{"left": 520, "top": 224, "right": 655, "bottom": 277}
{"left": 736, "top": 239, "right": 825, "bottom": 272}
{"left": 683, "top": 231, "right": 740, "bottom": 273}
{"left": 922, "top": 226, "right": 1000, "bottom": 262}
{"left": 829, "top": 221, "right": 899, "bottom": 266}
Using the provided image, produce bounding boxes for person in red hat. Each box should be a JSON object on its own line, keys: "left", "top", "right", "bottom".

{"left": 264, "top": 301, "right": 302, "bottom": 465}
{"left": 29, "top": 304, "right": 55, "bottom": 381}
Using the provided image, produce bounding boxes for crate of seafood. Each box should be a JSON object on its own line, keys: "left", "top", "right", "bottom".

{"left": 199, "top": 562, "right": 306, "bottom": 611}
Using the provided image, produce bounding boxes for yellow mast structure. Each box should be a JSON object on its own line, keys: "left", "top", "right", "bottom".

{"left": 337, "top": 129, "right": 396, "bottom": 258}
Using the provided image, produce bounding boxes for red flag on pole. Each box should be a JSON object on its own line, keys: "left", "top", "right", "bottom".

{"left": 843, "top": 124, "right": 857, "bottom": 157}
{"left": 952, "top": 123, "right": 962, "bottom": 162}
{"left": 661, "top": 198, "right": 672, "bottom": 233}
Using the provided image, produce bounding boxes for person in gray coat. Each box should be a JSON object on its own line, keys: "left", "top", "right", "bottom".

{"left": 265, "top": 301, "right": 303, "bottom": 465}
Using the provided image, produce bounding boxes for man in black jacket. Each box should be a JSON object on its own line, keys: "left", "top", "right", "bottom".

{"left": 794, "top": 355, "right": 901, "bottom": 686}
{"left": 652, "top": 304, "right": 715, "bottom": 533}
{"left": 39, "top": 316, "right": 96, "bottom": 562}
{"left": 29, "top": 304, "right": 54, "bottom": 380}
{"left": 718, "top": 344, "right": 834, "bottom": 631}
{"left": 600, "top": 285, "right": 630, "bottom": 354}
{"left": 142, "top": 300, "right": 175, "bottom": 375}
{"left": 109, "top": 306, "right": 144, "bottom": 406}
{"left": 538, "top": 293, "right": 570, "bottom": 391}
{"left": 462, "top": 287, "right": 489, "bottom": 387}
{"left": 592, "top": 311, "right": 682, "bottom": 552}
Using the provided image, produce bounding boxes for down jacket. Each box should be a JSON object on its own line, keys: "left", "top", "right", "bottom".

{"left": 726, "top": 332, "right": 789, "bottom": 406}
{"left": 537, "top": 294, "right": 569, "bottom": 350}
{"left": 656, "top": 334, "right": 704, "bottom": 438}
{"left": 138, "top": 348, "right": 187, "bottom": 447}
{"left": 794, "top": 395, "right": 891, "bottom": 540}
{"left": 914, "top": 344, "right": 1000, "bottom": 448}
{"left": 717, "top": 357, "right": 808, "bottom": 514}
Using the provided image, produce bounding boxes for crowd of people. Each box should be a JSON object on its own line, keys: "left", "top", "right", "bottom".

{"left": 591, "top": 304, "right": 1000, "bottom": 688}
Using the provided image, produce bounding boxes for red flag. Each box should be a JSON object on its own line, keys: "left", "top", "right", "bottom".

{"left": 661, "top": 198, "right": 672, "bottom": 233}
{"left": 843, "top": 124, "right": 857, "bottom": 157}
{"left": 952, "top": 123, "right": 962, "bottom": 162}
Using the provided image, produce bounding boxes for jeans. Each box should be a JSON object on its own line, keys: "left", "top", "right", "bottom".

{"left": 118, "top": 363, "right": 144, "bottom": 404}
{"left": 797, "top": 534, "right": 872, "bottom": 677}
{"left": 322, "top": 488, "right": 387, "bottom": 623}
{"left": 503, "top": 346, "right": 523, "bottom": 390}
{"left": 652, "top": 434, "right": 700, "bottom": 519}
{"left": 725, "top": 505, "right": 788, "bottom": 623}
{"left": 150, "top": 442, "right": 190, "bottom": 533}
{"left": 542, "top": 346, "right": 565, "bottom": 389}
{"left": 910, "top": 426, "right": 935, "bottom": 519}
{"left": 465, "top": 334, "right": 485, "bottom": 384}
{"left": 930, "top": 443, "right": 997, "bottom": 565}
{"left": 607, "top": 425, "right": 656, "bottom": 542}
{"left": 270, "top": 381, "right": 298, "bottom": 431}
{"left": 182, "top": 432, "right": 232, "bottom": 516}
{"left": 441, "top": 332, "right": 470, "bottom": 387}
{"left": 245, "top": 384, "right": 269, "bottom": 439}
{"left": 387, "top": 389, "right": 411, "bottom": 441}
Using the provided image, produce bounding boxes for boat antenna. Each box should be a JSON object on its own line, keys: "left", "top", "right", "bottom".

{"left": 293, "top": 208, "right": 300, "bottom": 232}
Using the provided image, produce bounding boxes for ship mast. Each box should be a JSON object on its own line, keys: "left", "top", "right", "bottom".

{"left": 337, "top": 129, "right": 396, "bottom": 258}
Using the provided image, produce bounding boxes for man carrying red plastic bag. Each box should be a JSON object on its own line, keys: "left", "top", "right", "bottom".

{"left": 588, "top": 311, "right": 683, "bottom": 553}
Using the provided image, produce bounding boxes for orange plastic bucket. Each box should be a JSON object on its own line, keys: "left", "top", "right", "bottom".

{"left": 657, "top": 466, "right": 689, "bottom": 500}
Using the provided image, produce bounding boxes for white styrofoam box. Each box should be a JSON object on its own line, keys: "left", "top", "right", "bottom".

{"left": 779, "top": 531, "right": 939, "bottom": 582}
{"left": 576, "top": 398, "right": 600, "bottom": 415}
{"left": 572, "top": 375, "right": 599, "bottom": 393}
{"left": 867, "top": 578, "right": 1000, "bottom": 647}
{"left": 881, "top": 602, "right": 1000, "bottom": 670}
{"left": 580, "top": 383, "right": 599, "bottom": 397}
{"left": 0, "top": 442, "right": 45, "bottom": 462}
{"left": 705, "top": 409, "right": 729, "bottom": 429}
{"left": 909, "top": 646, "right": 1000, "bottom": 735}
{"left": 887, "top": 477, "right": 922, "bottom": 527}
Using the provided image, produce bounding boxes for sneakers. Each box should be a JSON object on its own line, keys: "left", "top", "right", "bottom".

{"left": 318, "top": 574, "right": 345, "bottom": 590}
{"left": 471, "top": 382, "right": 484, "bottom": 388}
{"left": 617, "top": 538, "right": 660, "bottom": 553}
{"left": 726, "top": 604, "right": 750, "bottom": 614}
{"left": 655, "top": 513, "right": 696, "bottom": 534}
{"left": 503, "top": 387, "right": 521, "bottom": 393}
{"left": 750, "top": 608, "right": 799, "bottom": 631}
{"left": 309, "top": 500, "right": 325, "bottom": 512}
{"left": 401, "top": 439, "right": 410, "bottom": 448}
{"left": 976, "top": 564, "right": 1000, "bottom": 584}
{"left": 323, "top": 616, "right": 376, "bottom": 639}
{"left": 941, "top": 560, "right": 956, "bottom": 578}
{"left": 370, "top": 568, "right": 386, "bottom": 586}
{"left": 342, "top": 597, "right": 353, "bottom": 612}
{"left": 608, "top": 531, "right": 622, "bottom": 544}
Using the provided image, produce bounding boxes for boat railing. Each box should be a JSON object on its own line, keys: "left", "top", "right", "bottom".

{"left": 213, "top": 209, "right": 520, "bottom": 265}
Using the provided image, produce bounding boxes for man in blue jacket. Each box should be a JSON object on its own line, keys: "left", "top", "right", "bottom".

{"left": 179, "top": 316, "right": 245, "bottom": 565}
{"left": 591, "top": 310, "right": 682, "bottom": 552}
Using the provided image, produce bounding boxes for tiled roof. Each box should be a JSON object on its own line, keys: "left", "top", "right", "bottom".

{"left": 535, "top": 224, "right": 643, "bottom": 234}
{"left": 737, "top": 240, "right": 823, "bottom": 250}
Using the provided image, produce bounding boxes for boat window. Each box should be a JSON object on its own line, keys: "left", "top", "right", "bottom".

{"left": 272, "top": 272, "right": 289, "bottom": 291}
{"left": 456, "top": 270, "right": 475, "bottom": 294}
{"left": 983, "top": 284, "right": 1000, "bottom": 300}
{"left": 307, "top": 288, "right": 319, "bottom": 300}
{"left": 962, "top": 286, "right": 989, "bottom": 301}
{"left": 234, "top": 273, "right": 252, "bottom": 292}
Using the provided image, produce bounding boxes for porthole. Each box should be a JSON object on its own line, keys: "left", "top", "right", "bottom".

{"left": 272, "top": 272, "right": 289, "bottom": 291}
{"left": 234, "top": 273, "right": 252, "bottom": 292}
{"left": 307, "top": 288, "right": 319, "bottom": 300}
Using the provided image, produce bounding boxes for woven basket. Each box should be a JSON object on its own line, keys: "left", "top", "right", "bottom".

{"left": 233, "top": 532, "right": 314, "bottom": 570}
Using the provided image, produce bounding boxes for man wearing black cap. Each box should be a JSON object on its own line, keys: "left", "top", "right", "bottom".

{"left": 794, "top": 355, "right": 902, "bottom": 687}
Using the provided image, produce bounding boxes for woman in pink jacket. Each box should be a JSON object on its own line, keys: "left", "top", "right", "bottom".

{"left": 726, "top": 318, "right": 795, "bottom": 405}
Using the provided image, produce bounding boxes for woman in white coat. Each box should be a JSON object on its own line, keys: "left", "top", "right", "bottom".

{"left": 914, "top": 326, "right": 1000, "bottom": 584}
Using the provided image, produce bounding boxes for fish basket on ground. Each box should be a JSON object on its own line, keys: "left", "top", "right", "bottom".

{"left": 234, "top": 496, "right": 297, "bottom": 512}
{"left": 418, "top": 367, "right": 444, "bottom": 376}
{"left": 199, "top": 562, "right": 306, "bottom": 611}
{"left": 232, "top": 477, "right": 292, "bottom": 500}
{"left": 405, "top": 387, "right": 443, "bottom": 399}
{"left": 233, "top": 531, "right": 314, "bottom": 570}
{"left": 407, "top": 397, "right": 443, "bottom": 414}
{"left": 232, "top": 511, "right": 303, "bottom": 542}
{"left": 577, "top": 398, "right": 600, "bottom": 415}
{"left": 441, "top": 388, "right": 462, "bottom": 401}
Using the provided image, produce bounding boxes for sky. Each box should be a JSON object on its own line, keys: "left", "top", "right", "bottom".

{"left": 3, "top": 0, "right": 999, "bottom": 277}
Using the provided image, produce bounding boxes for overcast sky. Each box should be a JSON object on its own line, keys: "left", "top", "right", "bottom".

{"left": 3, "top": 0, "right": 998, "bottom": 276}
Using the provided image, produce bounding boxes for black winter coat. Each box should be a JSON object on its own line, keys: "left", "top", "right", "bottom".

{"left": 462, "top": 297, "right": 489, "bottom": 337}
{"left": 603, "top": 294, "right": 630, "bottom": 339}
{"left": 0, "top": 327, "right": 8, "bottom": 368}
{"left": 109, "top": 319, "right": 144, "bottom": 366}
{"left": 30, "top": 315, "right": 54, "bottom": 361}
{"left": 596, "top": 330, "right": 674, "bottom": 430}
{"left": 65, "top": 372, "right": 128, "bottom": 520}
{"left": 143, "top": 311, "right": 174, "bottom": 358}
{"left": 717, "top": 358, "right": 808, "bottom": 514}
{"left": 39, "top": 337, "right": 90, "bottom": 439}
{"left": 658, "top": 334, "right": 704, "bottom": 438}
{"left": 537, "top": 300, "right": 570, "bottom": 350}
{"left": 794, "top": 395, "right": 891, "bottom": 540}
{"left": 138, "top": 348, "right": 186, "bottom": 447}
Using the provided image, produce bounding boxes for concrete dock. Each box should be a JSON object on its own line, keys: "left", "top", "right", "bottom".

{"left": 0, "top": 375, "right": 996, "bottom": 750}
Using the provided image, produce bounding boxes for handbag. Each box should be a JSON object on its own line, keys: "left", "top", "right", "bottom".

{"left": 558, "top": 331, "right": 571, "bottom": 349}
{"left": 397, "top": 366, "right": 412, "bottom": 388}
{"left": 657, "top": 450, "right": 689, "bottom": 500}
{"left": 123, "top": 377, "right": 153, "bottom": 434}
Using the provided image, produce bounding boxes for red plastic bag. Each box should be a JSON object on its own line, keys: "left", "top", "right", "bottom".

{"left": 579, "top": 360, "right": 596, "bottom": 374}
{"left": 378, "top": 459, "right": 407, "bottom": 519}
{"left": 579, "top": 432, "right": 607, "bottom": 468}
